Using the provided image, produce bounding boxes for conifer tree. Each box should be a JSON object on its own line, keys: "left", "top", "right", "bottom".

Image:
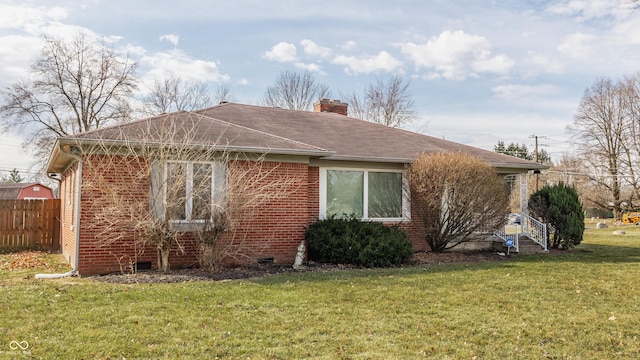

{"left": 529, "top": 182, "right": 584, "bottom": 249}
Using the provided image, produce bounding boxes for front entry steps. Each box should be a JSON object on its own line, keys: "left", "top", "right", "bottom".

{"left": 495, "top": 236, "right": 549, "bottom": 255}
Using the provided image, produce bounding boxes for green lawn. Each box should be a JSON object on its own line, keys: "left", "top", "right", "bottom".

{"left": 2, "top": 227, "right": 640, "bottom": 359}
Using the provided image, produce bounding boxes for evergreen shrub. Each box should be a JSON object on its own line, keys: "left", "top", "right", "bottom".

{"left": 305, "top": 215, "right": 413, "bottom": 267}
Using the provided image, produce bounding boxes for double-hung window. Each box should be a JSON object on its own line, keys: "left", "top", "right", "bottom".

{"left": 162, "top": 160, "right": 226, "bottom": 222}
{"left": 320, "top": 168, "right": 408, "bottom": 221}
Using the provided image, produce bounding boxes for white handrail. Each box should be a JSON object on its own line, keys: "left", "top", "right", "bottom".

{"left": 494, "top": 212, "right": 548, "bottom": 252}
{"left": 494, "top": 221, "right": 519, "bottom": 253}
{"left": 520, "top": 213, "right": 547, "bottom": 251}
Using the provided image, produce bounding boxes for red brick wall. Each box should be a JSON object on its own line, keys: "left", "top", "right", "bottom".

{"left": 313, "top": 99, "right": 348, "bottom": 116}
{"left": 75, "top": 154, "right": 205, "bottom": 274}
{"left": 212, "top": 160, "right": 310, "bottom": 265}
{"left": 72, "top": 156, "right": 311, "bottom": 274}
{"left": 69, "top": 154, "right": 426, "bottom": 275}
{"left": 307, "top": 166, "right": 320, "bottom": 224}
{"left": 400, "top": 197, "right": 428, "bottom": 251}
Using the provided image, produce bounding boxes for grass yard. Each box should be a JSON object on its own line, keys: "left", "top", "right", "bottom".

{"left": 2, "top": 227, "right": 640, "bottom": 359}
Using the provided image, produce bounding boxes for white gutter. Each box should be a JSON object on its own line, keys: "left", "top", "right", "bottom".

{"left": 36, "top": 145, "right": 82, "bottom": 279}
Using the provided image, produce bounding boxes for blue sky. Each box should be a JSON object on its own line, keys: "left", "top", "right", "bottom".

{"left": 1, "top": 0, "right": 639, "bottom": 178}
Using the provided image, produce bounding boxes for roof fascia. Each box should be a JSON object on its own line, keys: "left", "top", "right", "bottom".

{"left": 55, "top": 137, "right": 335, "bottom": 159}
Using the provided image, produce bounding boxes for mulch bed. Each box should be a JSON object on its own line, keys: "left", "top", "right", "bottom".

{"left": 90, "top": 250, "right": 515, "bottom": 284}
{"left": 2, "top": 249, "right": 530, "bottom": 284}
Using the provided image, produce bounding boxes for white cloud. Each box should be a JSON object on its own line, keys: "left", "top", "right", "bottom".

{"left": 0, "top": 3, "right": 67, "bottom": 31}
{"left": 264, "top": 42, "right": 297, "bottom": 62}
{"left": 473, "top": 54, "right": 514, "bottom": 75}
{"left": 546, "top": 0, "right": 623, "bottom": 20}
{"left": 425, "top": 112, "right": 571, "bottom": 158}
{"left": 294, "top": 62, "right": 322, "bottom": 72}
{"left": 0, "top": 3, "right": 91, "bottom": 88}
{"left": 492, "top": 84, "right": 559, "bottom": 100}
{"left": 0, "top": 3, "right": 95, "bottom": 42}
{"left": 0, "top": 34, "right": 43, "bottom": 84}
{"left": 611, "top": 16, "right": 640, "bottom": 45}
{"left": 263, "top": 41, "right": 323, "bottom": 72}
{"left": 138, "top": 49, "right": 230, "bottom": 92}
{"left": 400, "top": 30, "right": 513, "bottom": 80}
{"left": 557, "top": 32, "right": 597, "bottom": 58}
{"left": 332, "top": 51, "right": 402, "bottom": 75}
{"left": 237, "top": 78, "right": 249, "bottom": 85}
{"left": 123, "top": 44, "right": 147, "bottom": 57}
{"left": 0, "top": 134, "right": 31, "bottom": 174}
{"left": 160, "top": 34, "right": 179, "bottom": 46}
{"left": 341, "top": 40, "right": 358, "bottom": 51}
{"left": 300, "top": 39, "right": 331, "bottom": 58}
{"left": 527, "top": 53, "right": 565, "bottom": 74}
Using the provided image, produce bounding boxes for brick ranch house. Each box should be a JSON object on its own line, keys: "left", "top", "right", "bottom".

{"left": 45, "top": 100, "right": 546, "bottom": 275}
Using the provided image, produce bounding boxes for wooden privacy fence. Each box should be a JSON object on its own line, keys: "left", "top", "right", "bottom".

{"left": 0, "top": 199, "right": 61, "bottom": 252}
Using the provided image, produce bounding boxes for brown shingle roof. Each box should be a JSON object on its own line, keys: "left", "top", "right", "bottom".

{"left": 0, "top": 183, "right": 36, "bottom": 200}
{"left": 49, "top": 102, "right": 546, "bottom": 172}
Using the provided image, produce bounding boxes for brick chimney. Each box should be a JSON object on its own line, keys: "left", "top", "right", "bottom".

{"left": 313, "top": 98, "right": 348, "bottom": 116}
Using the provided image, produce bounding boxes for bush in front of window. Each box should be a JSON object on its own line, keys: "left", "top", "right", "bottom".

{"left": 305, "top": 215, "right": 413, "bottom": 267}
{"left": 408, "top": 152, "right": 509, "bottom": 252}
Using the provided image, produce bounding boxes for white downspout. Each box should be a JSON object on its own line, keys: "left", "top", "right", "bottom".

{"left": 36, "top": 147, "right": 82, "bottom": 279}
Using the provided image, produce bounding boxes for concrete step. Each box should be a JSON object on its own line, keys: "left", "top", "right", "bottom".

{"left": 497, "top": 237, "right": 548, "bottom": 255}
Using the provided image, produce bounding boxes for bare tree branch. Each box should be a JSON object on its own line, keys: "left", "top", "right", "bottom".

{"left": 0, "top": 32, "right": 137, "bottom": 170}
{"left": 568, "top": 77, "right": 628, "bottom": 218}
{"left": 262, "top": 71, "right": 331, "bottom": 110}
{"left": 408, "top": 152, "right": 508, "bottom": 252}
{"left": 214, "top": 83, "right": 238, "bottom": 104}
{"left": 344, "top": 75, "right": 417, "bottom": 128}
{"left": 141, "top": 74, "right": 215, "bottom": 116}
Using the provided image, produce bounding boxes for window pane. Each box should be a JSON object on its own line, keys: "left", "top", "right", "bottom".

{"left": 368, "top": 172, "right": 403, "bottom": 218}
{"left": 192, "top": 163, "right": 212, "bottom": 220}
{"left": 327, "top": 170, "right": 363, "bottom": 218}
{"left": 212, "top": 163, "right": 226, "bottom": 217}
{"left": 166, "top": 162, "right": 187, "bottom": 220}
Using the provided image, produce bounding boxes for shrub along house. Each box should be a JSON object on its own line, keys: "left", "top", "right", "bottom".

{"left": 45, "top": 99, "right": 546, "bottom": 275}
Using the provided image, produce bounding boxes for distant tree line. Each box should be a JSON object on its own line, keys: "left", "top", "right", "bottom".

{"left": 494, "top": 141, "right": 551, "bottom": 163}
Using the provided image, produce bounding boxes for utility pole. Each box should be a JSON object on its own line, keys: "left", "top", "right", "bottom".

{"left": 534, "top": 135, "right": 539, "bottom": 191}
{"left": 531, "top": 134, "right": 540, "bottom": 191}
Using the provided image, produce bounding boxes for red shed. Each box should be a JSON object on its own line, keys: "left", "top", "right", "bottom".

{"left": 0, "top": 183, "right": 55, "bottom": 200}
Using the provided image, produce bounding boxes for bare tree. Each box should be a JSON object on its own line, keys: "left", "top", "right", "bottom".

{"left": 0, "top": 33, "right": 137, "bottom": 168}
{"left": 142, "top": 74, "right": 214, "bottom": 116}
{"left": 568, "top": 78, "right": 626, "bottom": 218}
{"left": 262, "top": 70, "right": 331, "bottom": 110}
{"left": 408, "top": 152, "right": 508, "bottom": 252}
{"left": 546, "top": 154, "right": 587, "bottom": 187}
{"left": 80, "top": 114, "right": 302, "bottom": 272}
{"left": 214, "top": 83, "right": 238, "bottom": 104}
{"left": 618, "top": 73, "right": 640, "bottom": 207}
{"left": 344, "top": 75, "right": 417, "bottom": 128}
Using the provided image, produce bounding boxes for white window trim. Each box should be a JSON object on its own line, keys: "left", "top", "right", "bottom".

{"left": 163, "top": 160, "right": 221, "bottom": 223}
{"left": 319, "top": 167, "right": 410, "bottom": 222}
